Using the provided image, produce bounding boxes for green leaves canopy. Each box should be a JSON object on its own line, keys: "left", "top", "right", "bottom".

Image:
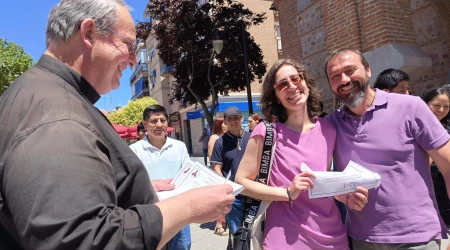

{"left": 0, "top": 38, "right": 33, "bottom": 95}
{"left": 107, "top": 97, "right": 158, "bottom": 126}
{"left": 145, "top": 0, "right": 267, "bottom": 129}
{"left": 147, "top": 0, "right": 267, "bottom": 104}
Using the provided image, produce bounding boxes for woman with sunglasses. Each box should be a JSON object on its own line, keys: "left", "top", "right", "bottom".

{"left": 422, "top": 87, "right": 450, "bottom": 249}
{"left": 235, "top": 59, "right": 366, "bottom": 249}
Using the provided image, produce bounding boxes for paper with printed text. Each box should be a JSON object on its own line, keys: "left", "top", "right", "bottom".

{"left": 157, "top": 160, "right": 244, "bottom": 201}
{"left": 301, "top": 161, "right": 381, "bottom": 199}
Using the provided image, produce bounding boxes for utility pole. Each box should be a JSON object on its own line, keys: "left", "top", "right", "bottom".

{"left": 241, "top": 21, "right": 253, "bottom": 114}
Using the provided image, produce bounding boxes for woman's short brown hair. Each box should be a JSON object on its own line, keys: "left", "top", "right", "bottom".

{"left": 212, "top": 117, "right": 225, "bottom": 135}
{"left": 248, "top": 113, "right": 261, "bottom": 122}
{"left": 260, "top": 59, "right": 322, "bottom": 123}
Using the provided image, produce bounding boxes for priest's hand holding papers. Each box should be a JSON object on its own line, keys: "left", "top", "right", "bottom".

{"left": 301, "top": 161, "right": 378, "bottom": 210}
{"left": 157, "top": 160, "right": 244, "bottom": 201}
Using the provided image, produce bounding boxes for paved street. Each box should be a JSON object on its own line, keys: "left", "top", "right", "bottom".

{"left": 191, "top": 222, "right": 228, "bottom": 250}
{"left": 189, "top": 156, "right": 229, "bottom": 249}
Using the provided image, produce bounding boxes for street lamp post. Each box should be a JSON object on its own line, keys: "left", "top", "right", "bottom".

{"left": 240, "top": 22, "right": 253, "bottom": 114}
{"left": 211, "top": 22, "right": 253, "bottom": 114}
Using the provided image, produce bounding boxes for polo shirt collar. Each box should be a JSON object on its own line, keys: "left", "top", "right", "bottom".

{"left": 338, "top": 88, "right": 388, "bottom": 118}
{"left": 36, "top": 54, "right": 100, "bottom": 104}
{"left": 373, "top": 88, "right": 388, "bottom": 106}
{"left": 142, "top": 135, "right": 172, "bottom": 151}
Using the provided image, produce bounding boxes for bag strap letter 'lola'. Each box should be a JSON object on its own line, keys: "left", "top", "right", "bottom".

{"left": 242, "top": 120, "right": 275, "bottom": 228}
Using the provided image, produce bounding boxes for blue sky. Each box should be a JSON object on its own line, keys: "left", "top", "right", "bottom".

{"left": 0, "top": 0, "right": 149, "bottom": 111}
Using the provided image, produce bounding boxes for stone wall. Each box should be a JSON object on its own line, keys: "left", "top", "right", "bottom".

{"left": 410, "top": 0, "right": 450, "bottom": 95}
{"left": 274, "top": 0, "right": 450, "bottom": 111}
{"left": 275, "top": 0, "right": 302, "bottom": 62}
{"left": 298, "top": 1, "right": 331, "bottom": 102}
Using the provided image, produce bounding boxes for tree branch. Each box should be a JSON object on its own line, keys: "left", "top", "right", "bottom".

{"left": 187, "top": 54, "right": 202, "bottom": 104}
{"left": 187, "top": 53, "right": 215, "bottom": 130}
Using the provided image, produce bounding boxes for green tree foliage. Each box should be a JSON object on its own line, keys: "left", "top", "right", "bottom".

{"left": 145, "top": 0, "right": 267, "bottom": 129}
{"left": 0, "top": 38, "right": 33, "bottom": 95}
{"left": 108, "top": 97, "right": 158, "bottom": 126}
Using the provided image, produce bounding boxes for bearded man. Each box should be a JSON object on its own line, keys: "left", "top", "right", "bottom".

{"left": 324, "top": 48, "right": 450, "bottom": 250}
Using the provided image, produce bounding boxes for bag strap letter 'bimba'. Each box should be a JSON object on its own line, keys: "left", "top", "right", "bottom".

{"left": 242, "top": 120, "right": 275, "bottom": 229}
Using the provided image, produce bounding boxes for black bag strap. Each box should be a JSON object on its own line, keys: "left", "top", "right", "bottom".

{"left": 242, "top": 120, "right": 275, "bottom": 228}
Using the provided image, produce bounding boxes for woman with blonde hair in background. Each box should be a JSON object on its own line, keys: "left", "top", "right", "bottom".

{"left": 207, "top": 117, "right": 229, "bottom": 236}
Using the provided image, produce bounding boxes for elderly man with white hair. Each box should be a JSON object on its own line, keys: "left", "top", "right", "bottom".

{"left": 0, "top": 1, "right": 234, "bottom": 249}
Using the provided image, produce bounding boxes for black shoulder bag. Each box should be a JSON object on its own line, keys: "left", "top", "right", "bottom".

{"left": 227, "top": 120, "right": 275, "bottom": 250}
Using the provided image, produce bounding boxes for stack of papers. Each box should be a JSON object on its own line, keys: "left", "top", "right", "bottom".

{"left": 157, "top": 160, "right": 244, "bottom": 201}
{"left": 301, "top": 161, "right": 381, "bottom": 199}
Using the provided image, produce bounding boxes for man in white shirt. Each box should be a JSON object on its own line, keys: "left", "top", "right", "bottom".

{"left": 130, "top": 104, "right": 191, "bottom": 250}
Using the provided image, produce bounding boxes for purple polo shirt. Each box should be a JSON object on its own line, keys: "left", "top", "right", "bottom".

{"left": 326, "top": 89, "right": 450, "bottom": 243}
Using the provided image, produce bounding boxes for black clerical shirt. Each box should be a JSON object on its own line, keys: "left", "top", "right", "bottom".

{"left": 0, "top": 55, "right": 162, "bottom": 250}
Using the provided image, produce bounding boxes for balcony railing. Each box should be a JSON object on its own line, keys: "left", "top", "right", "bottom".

{"left": 130, "top": 62, "right": 148, "bottom": 82}
{"left": 131, "top": 76, "right": 149, "bottom": 100}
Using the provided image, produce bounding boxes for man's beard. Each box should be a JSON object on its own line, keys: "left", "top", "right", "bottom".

{"left": 334, "top": 80, "right": 368, "bottom": 109}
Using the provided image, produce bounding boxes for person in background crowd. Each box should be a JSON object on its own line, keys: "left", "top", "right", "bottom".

{"left": 207, "top": 117, "right": 229, "bottom": 236}
{"left": 247, "top": 112, "right": 261, "bottom": 132}
{"left": 0, "top": 0, "right": 235, "bottom": 249}
{"left": 211, "top": 107, "right": 250, "bottom": 235}
{"left": 325, "top": 48, "right": 450, "bottom": 249}
{"left": 373, "top": 68, "right": 410, "bottom": 95}
{"left": 443, "top": 84, "right": 450, "bottom": 125}
{"left": 422, "top": 87, "right": 450, "bottom": 249}
{"left": 130, "top": 105, "right": 192, "bottom": 250}
{"left": 314, "top": 101, "right": 329, "bottom": 118}
{"left": 208, "top": 117, "right": 228, "bottom": 159}
{"left": 236, "top": 59, "right": 367, "bottom": 249}
{"left": 207, "top": 117, "right": 228, "bottom": 161}
{"left": 137, "top": 121, "right": 146, "bottom": 140}
{"left": 423, "top": 88, "right": 450, "bottom": 129}
{"left": 198, "top": 128, "right": 210, "bottom": 166}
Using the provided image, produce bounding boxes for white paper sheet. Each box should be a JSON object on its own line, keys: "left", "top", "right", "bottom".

{"left": 301, "top": 161, "right": 381, "bottom": 199}
{"left": 156, "top": 160, "right": 244, "bottom": 201}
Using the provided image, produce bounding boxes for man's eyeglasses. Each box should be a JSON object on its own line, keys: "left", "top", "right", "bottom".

{"left": 274, "top": 73, "right": 305, "bottom": 92}
{"left": 106, "top": 27, "right": 140, "bottom": 54}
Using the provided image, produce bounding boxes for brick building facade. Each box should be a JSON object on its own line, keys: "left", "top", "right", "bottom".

{"left": 274, "top": 0, "right": 450, "bottom": 111}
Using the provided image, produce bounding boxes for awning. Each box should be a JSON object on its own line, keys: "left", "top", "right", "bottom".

{"left": 112, "top": 124, "right": 137, "bottom": 139}
{"left": 113, "top": 124, "right": 175, "bottom": 138}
